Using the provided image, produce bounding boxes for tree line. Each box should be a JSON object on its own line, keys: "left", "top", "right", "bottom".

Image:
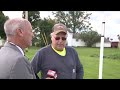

{"left": 0, "top": 11, "right": 101, "bottom": 47}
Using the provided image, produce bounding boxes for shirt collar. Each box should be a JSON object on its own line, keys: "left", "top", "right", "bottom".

{"left": 8, "top": 41, "right": 25, "bottom": 56}
{"left": 51, "top": 45, "right": 66, "bottom": 56}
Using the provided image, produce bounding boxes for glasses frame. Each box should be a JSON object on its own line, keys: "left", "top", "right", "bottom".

{"left": 54, "top": 36, "right": 67, "bottom": 41}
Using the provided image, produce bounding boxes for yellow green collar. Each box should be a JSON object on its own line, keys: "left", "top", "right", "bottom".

{"left": 52, "top": 45, "right": 66, "bottom": 56}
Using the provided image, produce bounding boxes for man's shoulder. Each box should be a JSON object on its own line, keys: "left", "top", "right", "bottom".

{"left": 9, "top": 54, "right": 26, "bottom": 65}
{"left": 66, "top": 46, "right": 75, "bottom": 50}
{"left": 66, "top": 46, "right": 78, "bottom": 53}
{"left": 39, "top": 45, "right": 51, "bottom": 51}
{"left": 0, "top": 46, "right": 22, "bottom": 59}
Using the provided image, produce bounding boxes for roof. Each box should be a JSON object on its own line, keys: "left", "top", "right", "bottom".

{"left": 104, "top": 38, "right": 110, "bottom": 42}
{"left": 109, "top": 37, "right": 119, "bottom": 42}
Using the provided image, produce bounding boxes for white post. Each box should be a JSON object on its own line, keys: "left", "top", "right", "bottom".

{"left": 25, "top": 11, "right": 29, "bottom": 52}
{"left": 25, "top": 11, "right": 28, "bottom": 20}
{"left": 99, "top": 22, "right": 105, "bottom": 79}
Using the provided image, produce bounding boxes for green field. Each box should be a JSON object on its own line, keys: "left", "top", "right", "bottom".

{"left": 26, "top": 46, "right": 120, "bottom": 79}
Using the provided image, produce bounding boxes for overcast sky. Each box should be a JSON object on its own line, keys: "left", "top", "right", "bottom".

{"left": 3, "top": 11, "right": 120, "bottom": 41}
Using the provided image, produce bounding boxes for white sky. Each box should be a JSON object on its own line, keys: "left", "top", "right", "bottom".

{"left": 3, "top": 11, "right": 120, "bottom": 41}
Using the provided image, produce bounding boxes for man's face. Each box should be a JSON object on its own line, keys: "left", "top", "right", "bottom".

{"left": 51, "top": 32, "right": 67, "bottom": 51}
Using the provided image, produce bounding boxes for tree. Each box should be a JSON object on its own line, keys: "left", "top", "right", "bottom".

{"left": 22, "top": 11, "right": 57, "bottom": 47}
{"left": 52, "top": 11, "right": 92, "bottom": 33}
{"left": 22, "top": 11, "right": 40, "bottom": 29}
{"left": 36, "top": 18, "right": 56, "bottom": 47}
{"left": 0, "top": 11, "right": 9, "bottom": 40}
{"left": 80, "top": 30, "right": 101, "bottom": 47}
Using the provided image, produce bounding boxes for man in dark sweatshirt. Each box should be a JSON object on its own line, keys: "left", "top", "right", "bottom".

{"left": 31, "top": 23, "right": 84, "bottom": 79}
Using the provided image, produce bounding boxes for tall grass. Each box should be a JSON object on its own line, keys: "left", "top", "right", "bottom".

{"left": 26, "top": 46, "right": 120, "bottom": 79}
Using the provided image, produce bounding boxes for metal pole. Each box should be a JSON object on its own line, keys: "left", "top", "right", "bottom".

{"left": 99, "top": 22, "right": 105, "bottom": 79}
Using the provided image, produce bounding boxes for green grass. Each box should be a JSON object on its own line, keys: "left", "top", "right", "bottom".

{"left": 25, "top": 47, "right": 40, "bottom": 61}
{"left": 26, "top": 46, "right": 120, "bottom": 79}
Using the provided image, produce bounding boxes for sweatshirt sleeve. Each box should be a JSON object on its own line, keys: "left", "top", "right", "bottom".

{"left": 31, "top": 50, "right": 42, "bottom": 79}
{"left": 74, "top": 49, "right": 84, "bottom": 79}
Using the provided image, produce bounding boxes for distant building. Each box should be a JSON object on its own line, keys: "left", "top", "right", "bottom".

{"left": 110, "top": 37, "right": 119, "bottom": 48}
{"left": 111, "top": 42, "right": 118, "bottom": 48}
{"left": 66, "top": 31, "right": 116, "bottom": 48}
{"left": 67, "top": 30, "right": 85, "bottom": 47}
{"left": 93, "top": 38, "right": 111, "bottom": 48}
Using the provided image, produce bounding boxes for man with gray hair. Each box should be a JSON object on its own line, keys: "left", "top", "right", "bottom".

{"left": 0, "top": 18, "right": 36, "bottom": 79}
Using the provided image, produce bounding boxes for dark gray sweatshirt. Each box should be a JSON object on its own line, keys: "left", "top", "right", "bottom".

{"left": 31, "top": 45, "right": 84, "bottom": 79}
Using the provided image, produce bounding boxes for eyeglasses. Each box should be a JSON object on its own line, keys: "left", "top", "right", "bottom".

{"left": 54, "top": 37, "right": 67, "bottom": 41}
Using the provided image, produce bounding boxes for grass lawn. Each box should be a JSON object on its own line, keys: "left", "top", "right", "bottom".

{"left": 26, "top": 46, "right": 120, "bottom": 79}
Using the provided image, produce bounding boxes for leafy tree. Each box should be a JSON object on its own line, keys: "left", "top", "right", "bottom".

{"left": 0, "top": 11, "right": 9, "bottom": 39}
{"left": 52, "top": 11, "right": 92, "bottom": 33}
{"left": 37, "top": 18, "right": 56, "bottom": 47}
{"left": 22, "top": 11, "right": 56, "bottom": 47}
{"left": 22, "top": 11, "right": 40, "bottom": 29}
{"left": 80, "top": 30, "right": 101, "bottom": 47}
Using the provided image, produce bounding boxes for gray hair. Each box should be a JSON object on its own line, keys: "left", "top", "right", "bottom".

{"left": 4, "top": 18, "right": 28, "bottom": 36}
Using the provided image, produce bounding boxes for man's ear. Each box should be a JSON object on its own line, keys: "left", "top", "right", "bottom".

{"left": 16, "top": 28, "right": 24, "bottom": 37}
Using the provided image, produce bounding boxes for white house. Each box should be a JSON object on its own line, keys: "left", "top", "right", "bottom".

{"left": 93, "top": 38, "right": 111, "bottom": 47}
{"left": 67, "top": 31, "right": 86, "bottom": 47}
{"left": 67, "top": 31, "right": 111, "bottom": 47}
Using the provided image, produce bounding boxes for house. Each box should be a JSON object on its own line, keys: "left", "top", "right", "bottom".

{"left": 66, "top": 29, "right": 120, "bottom": 48}
{"left": 110, "top": 37, "right": 119, "bottom": 48}
{"left": 67, "top": 31, "right": 111, "bottom": 47}
{"left": 111, "top": 42, "right": 118, "bottom": 48}
{"left": 93, "top": 38, "right": 111, "bottom": 48}
{"left": 67, "top": 31, "right": 85, "bottom": 47}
